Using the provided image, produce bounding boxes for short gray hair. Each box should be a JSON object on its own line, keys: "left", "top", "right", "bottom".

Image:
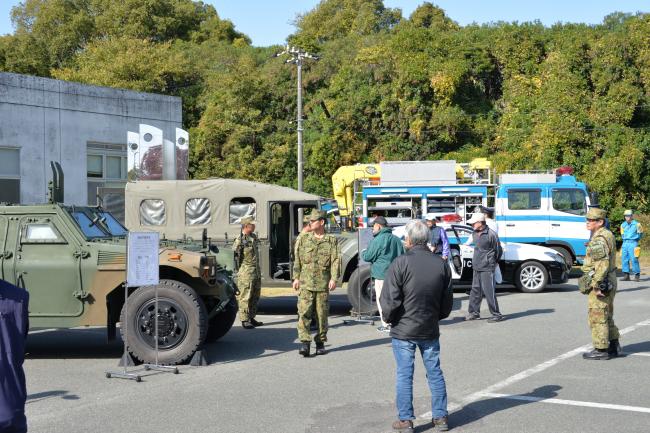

{"left": 405, "top": 220, "right": 429, "bottom": 246}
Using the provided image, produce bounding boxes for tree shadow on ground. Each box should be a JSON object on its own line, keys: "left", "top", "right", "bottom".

{"left": 451, "top": 385, "right": 562, "bottom": 429}
{"left": 26, "top": 328, "right": 122, "bottom": 360}
{"left": 503, "top": 308, "right": 555, "bottom": 321}
{"left": 204, "top": 325, "right": 299, "bottom": 364}
{"left": 26, "top": 390, "right": 79, "bottom": 404}
{"left": 257, "top": 293, "right": 351, "bottom": 315}
{"left": 326, "top": 336, "right": 391, "bottom": 354}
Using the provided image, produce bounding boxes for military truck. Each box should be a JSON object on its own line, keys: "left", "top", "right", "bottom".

{"left": 0, "top": 165, "right": 238, "bottom": 364}
{"left": 124, "top": 179, "right": 366, "bottom": 306}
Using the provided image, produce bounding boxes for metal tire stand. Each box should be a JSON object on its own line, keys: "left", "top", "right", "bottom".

{"left": 344, "top": 189, "right": 378, "bottom": 326}
{"left": 105, "top": 280, "right": 142, "bottom": 382}
{"left": 143, "top": 285, "right": 179, "bottom": 375}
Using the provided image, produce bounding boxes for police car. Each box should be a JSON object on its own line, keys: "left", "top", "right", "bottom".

{"left": 392, "top": 223, "right": 570, "bottom": 293}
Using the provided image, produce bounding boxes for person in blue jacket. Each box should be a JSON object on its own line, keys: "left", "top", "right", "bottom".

{"left": 424, "top": 213, "right": 450, "bottom": 260}
{"left": 620, "top": 209, "right": 643, "bottom": 282}
{"left": 361, "top": 216, "right": 404, "bottom": 332}
{"left": 1, "top": 279, "right": 29, "bottom": 433}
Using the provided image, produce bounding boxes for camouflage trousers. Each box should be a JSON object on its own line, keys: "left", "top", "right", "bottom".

{"left": 297, "top": 289, "right": 329, "bottom": 343}
{"left": 236, "top": 278, "right": 261, "bottom": 321}
{"left": 587, "top": 284, "right": 620, "bottom": 349}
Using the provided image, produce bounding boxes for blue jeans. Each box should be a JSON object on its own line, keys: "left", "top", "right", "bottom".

{"left": 392, "top": 338, "right": 448, "bottom": 420}
{"left": 621, "top": 241, "right": 640, "bottom": 275}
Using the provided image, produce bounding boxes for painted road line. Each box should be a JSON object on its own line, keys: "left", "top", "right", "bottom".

{"left": 480, "top": 392, "right": 650, "bottom": 414}
{"left": 420, "top": 318, "right": 650, "bottom": 419}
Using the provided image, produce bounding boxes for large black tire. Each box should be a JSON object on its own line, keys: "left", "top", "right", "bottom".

{"left": 120, "top": 279, "right": 207, "bottom": 365}
{"left": 515, "top": 261, "right": 549, "bottom": 293}
{"left": 346, "top": 266, "right": 377, "bottom": 315}
{"left": 205, "top": 297, "right": 238, "bottom": 343}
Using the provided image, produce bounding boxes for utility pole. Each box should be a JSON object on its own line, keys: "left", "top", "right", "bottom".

{"left": 275, "top": 45, "right": 319, "bottom": 192}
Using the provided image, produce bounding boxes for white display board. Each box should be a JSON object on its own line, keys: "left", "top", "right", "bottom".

{"left": 127, "top": 232, "right": 160, "bottom": 287}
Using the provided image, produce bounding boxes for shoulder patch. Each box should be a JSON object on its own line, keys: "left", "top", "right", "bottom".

{"left": 588, "top": 238, "right": 608, "bottom": 261}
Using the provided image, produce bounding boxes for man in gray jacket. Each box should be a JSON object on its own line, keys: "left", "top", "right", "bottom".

{"left": 466, "top": 213, "right": 504, "bottom": 323}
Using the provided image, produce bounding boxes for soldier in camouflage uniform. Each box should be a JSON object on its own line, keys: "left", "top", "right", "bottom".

{"left": 579, "top": 208, "right": 620, "bottom": 360}
{"left": 292, "top": 209, "right": 341, "bottom": 356}
{"left": 233, "top": 216, "right": 263, "bottom": 329}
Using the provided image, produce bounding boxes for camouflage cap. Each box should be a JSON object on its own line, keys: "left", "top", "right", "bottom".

{"left": 624, "top": 209, "right": 634, "bottom": 217}
{"left": 303, "top": 215, "right": 311, "bottom": 223}
{"left": 308, "top": 209, "right": 327, "bottom": 221}
{"left": 586, "top": 207, "right": 606, "bottom": 220}
{"left": 241, "top": 216, "right": 256, "bottom": 225}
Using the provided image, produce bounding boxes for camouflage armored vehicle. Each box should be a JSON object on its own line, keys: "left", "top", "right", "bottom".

{"left": 0, "top": 165, "right": 237, "bottom": 364}
{"left": 125, "top": 179, "right": 363, "bottom": 303}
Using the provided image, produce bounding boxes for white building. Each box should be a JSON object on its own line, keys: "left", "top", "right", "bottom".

{"left": 0, "top": 72, "right": 182, "bottom": 219}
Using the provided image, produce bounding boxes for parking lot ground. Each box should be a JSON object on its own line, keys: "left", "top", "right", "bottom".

{"left": 23, "top": 275, "right": 650, "bottom": 433}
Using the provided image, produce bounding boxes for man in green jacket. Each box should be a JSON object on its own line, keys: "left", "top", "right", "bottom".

{"left": 361, "top": 216, "right": 405, "bottom": 332}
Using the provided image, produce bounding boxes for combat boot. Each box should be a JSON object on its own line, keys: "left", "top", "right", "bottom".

{"left": 391, "top": 419, "right": 413, "bottom": 432}
{"left": 608, "top": 339, "right": 621, "bottom": 357}
{"left": 315, "top": 342, "right": 326, "bottom": 355}
{"left": 634, "top": 274, "right": 640, "bottom": 282}
{"left": 249, "top": 318, "right": 264, "bottom": 327}
{"left": 621, "top": 273, "right": 630, "bottom": 281}
{"left": 298, "top": 342, "right": 310, "bottom": 357}
{"left": 582, "top": 348, "right": 611, "bottom": 360}
{"left": 241, "top": 320, "right": 254, "bottom": 329}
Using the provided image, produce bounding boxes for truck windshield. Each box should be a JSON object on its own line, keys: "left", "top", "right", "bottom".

{"left": 552, "top": 189, "right": 587, "bottom": 216}
{"left": 70, "top": 211, "right": 111, "bottom": 238}
{"left": 99, "top": 211, "right": 128, "bottom": 236}
{"left": 66, "top": 207, "right": 127, "bottom": 239}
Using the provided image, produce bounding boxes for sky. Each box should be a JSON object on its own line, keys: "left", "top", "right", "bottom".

{"left": 0, "top": 0, "right": 648, "bottom": 46}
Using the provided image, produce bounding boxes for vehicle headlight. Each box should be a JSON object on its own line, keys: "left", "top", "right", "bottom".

{"left": 545, "top": 252, "right": 565, "bottom": 264}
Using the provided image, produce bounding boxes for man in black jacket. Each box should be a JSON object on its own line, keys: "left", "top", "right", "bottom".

{"left": 380, "top": 220, "right": 453, "bottom": 432}
{"left": 466, "top": 213, "right": 504, "bottom": 323}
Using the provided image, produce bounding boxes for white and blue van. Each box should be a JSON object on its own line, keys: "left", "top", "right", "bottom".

{"left": 495, "top": 172, "right": 594, "bottom": 264}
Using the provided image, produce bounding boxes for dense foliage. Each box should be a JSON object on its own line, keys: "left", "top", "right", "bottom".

{"left": 1, "top": 0, "right": 649, "bottom": 222}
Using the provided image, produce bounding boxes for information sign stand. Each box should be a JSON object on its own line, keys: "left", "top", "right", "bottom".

{"left": 106, "top": 232, "right": 177, "bottom": 381}
{"left": 344, "top": 227, "right": 378, "bottom": 326}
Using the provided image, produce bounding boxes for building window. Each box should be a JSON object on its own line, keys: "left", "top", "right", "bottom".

{"left": 186, "top": 198, "right": 211, "bottom": 225}
{"left": 229, "top": 197, "right": 256, "bottom": 224}
{"left": 0, "top": 147, "right": 20, "bottom": 203}
{"left": 507, "top": 189, "right": 541, "bottom": 210}
{"left": 87, "top": 143, "right": 127, "bottom": 205}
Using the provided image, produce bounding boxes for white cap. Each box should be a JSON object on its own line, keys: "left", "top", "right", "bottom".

{"left": 424, "top": 213, "right": 438, "bottom": 220}
{"left": 466, "top": 213, "right": 486, "bottom": 224}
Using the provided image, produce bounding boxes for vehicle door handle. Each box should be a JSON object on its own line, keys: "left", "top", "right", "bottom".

{"left": 2, "top": 251, "right": 12, "bottom": 259}
{"left": 552, "top": 223, "right": 560, "bottom": 227}
{"left": 506, "top": 224, "right": 515, "bottom": 227}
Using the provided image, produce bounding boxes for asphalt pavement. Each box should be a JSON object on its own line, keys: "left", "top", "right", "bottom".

{"left": 23, "top": 276, "right": 650, "bottom": 433}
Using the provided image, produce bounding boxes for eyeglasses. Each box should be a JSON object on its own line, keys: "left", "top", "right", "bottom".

{"left": 586, "top": 218, "right": 601, "bottom": 222}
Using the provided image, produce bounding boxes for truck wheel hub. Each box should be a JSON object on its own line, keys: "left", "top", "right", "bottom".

{"left": 136, "top": 299, "right": 188, "bottom": 350}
